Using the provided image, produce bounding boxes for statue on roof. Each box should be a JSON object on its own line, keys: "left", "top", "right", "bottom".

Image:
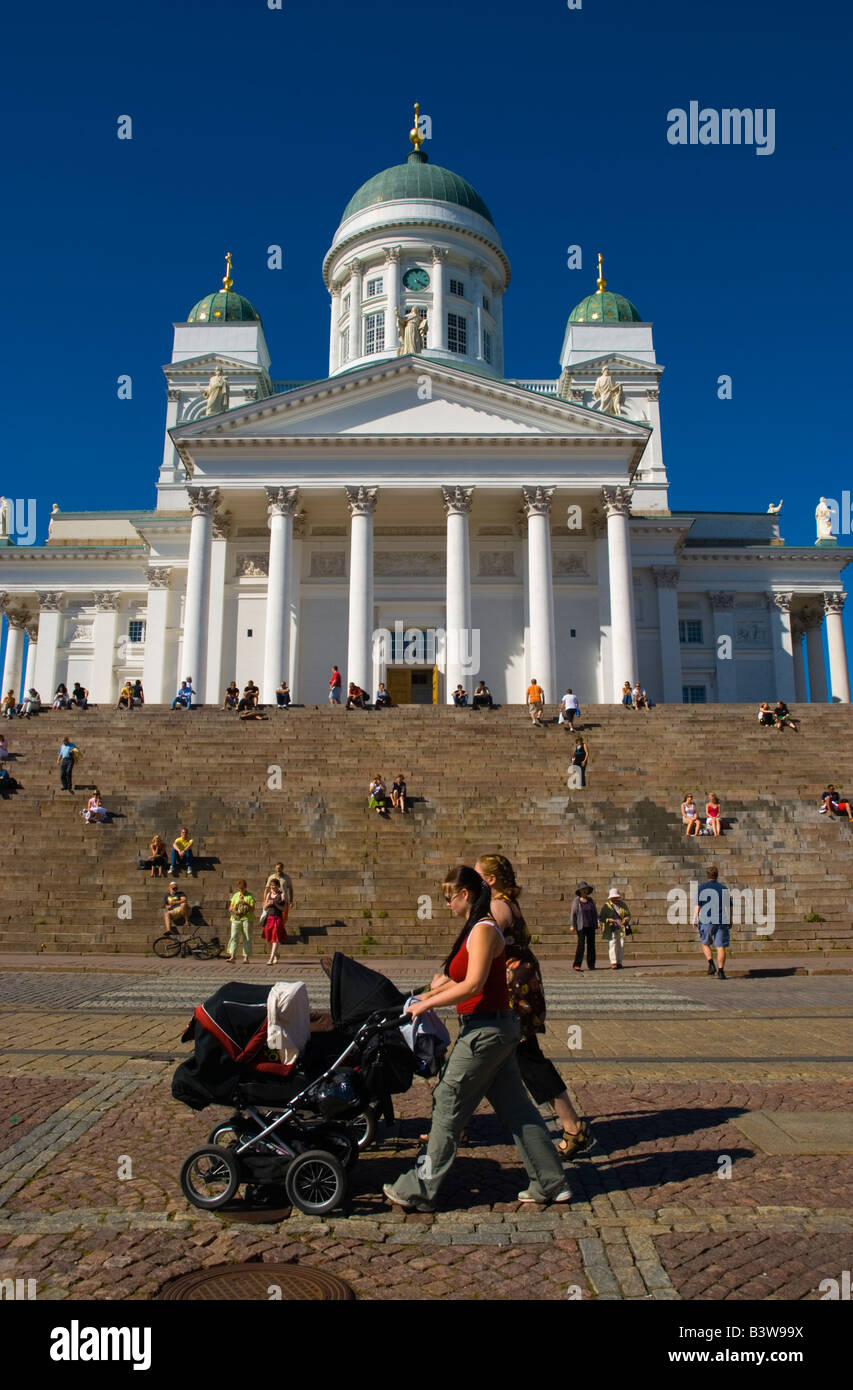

{"left": 592, "top": 362, "right": 623, "bottom": 416}
{"left": 0, "top": 498, "right": 10, "bottom": 537}
{"left": 396, "top": 306, "right": 428, "bottom": 356}
{"left": 767, "top": 500, "right": 783, "bottom": 515}
{"left": 815, "top": 497, "right": 834, "bottom": 541}
{"left": 204, "top": 365, "right": 229, "bottom": 415}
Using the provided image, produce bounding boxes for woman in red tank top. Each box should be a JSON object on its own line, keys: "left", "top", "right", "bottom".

{"left": 383, "top": 864, "right": 570, "bottom": 1213}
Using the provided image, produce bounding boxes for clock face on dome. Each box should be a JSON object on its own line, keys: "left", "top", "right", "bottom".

{"left": 402, "top": 267, "right": 430, "bottom": 291}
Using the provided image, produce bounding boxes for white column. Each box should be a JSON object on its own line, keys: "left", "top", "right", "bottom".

{"left": 709, "top": 592, "right": 738, "bottom": 702}
{"left": 652, "top": 568, "right": 681, "bottom": 703}
{"left": 288, "top": 525, "right": 303, "bottom": 699}
{"left": 205, "top": 515, "right": 230, "bottom": 706}
{"left": 384, "top": 246, "right": 400, "bottom": 353}
{"left": 329, "top": 282, "right": 342, "bottom": 375}
{"left": 346, "top": 486, "right": 377, "bottom": 692}
{"left": 768, "top": 591, "right": 796, "bottom": 703}
{"left": 791, "top": 619, "right": 807, "bottom": 703}
{"left": 431, "top": 247, "right": 448, "bottom": 351}
{"left": 603, "top": 487, "right": 637, "bottom": 701}
{"left": 142, "top": 569, "right": 172, "bottom": 703}
{"left": 1, "top": 610, "right": 26, "bottom": 702}
{"left": 33, "top": 592, "right": 64, "bottom": 699}
{"left": 442, "top": 485, "right": 474, "bottom": 702}
{"left": 470, "top": 259, "right": 485, "bottom": 362}
{"left": 824, "top": 591, "right": 850, "bottom": 703}
{"left": 24, "top": 627, "right": 37, "bottom": 692}
{"left": 181, "top": 487, "right": 219, "bottom": 703}
{"left": 804, "top": 611, "right": 828, "bottom": 703}
{"left": 91, "top": 592, "right": 121, "bottom": 704}
{"left": 523, "top": 486, "right": 557, "bottom": 703}
{"left": 348, "top": 259, "right": 363, "bottom": 360}
{"left": 262, "top": 486, "right": 299, "bottom": 706}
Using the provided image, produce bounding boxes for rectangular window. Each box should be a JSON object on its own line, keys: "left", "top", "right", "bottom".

{"left": 482, "top": 330, "right": 492, "bottom": 363}
{"left": 128, "top": 620, "right": 146, "bottom": 643}
{"left": 447, "top": 312, "right": 467, "bottom": 355}
{"left": 449, "top": 278, "right": 465, "bottom": 297}
{"left": 482, "top": 295, "right": 490, "bottom": 313}
{"left": 364, "top": 311, "right": 385, "bottom": 354}
{"left": 682, "top": 685, "right": 707, "bottom": 704}
{"left": 341, "top": 294, "right": 350, "bottom": 316}
{"left": 366, "top": 277, "right": 383, "bottom": 297}
{"left": 340, "top": 327, "right": 349, "bottom": 362}
{"left": 678, "top": 620, "right": 704, "bottom": 644}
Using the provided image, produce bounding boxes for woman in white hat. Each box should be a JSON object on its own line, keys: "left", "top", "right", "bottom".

{"left": 599, "top": 887, "right": 632, "bottom": 969}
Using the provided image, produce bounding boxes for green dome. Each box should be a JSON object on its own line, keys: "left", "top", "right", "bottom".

{"left": 341, "top": 150, "right": 494, "bottom": 225}
{"left": 568, "top": 289, "right": 642, "bottom": 324}
{"left": 187, "top": 290, "right": 260, "bottom": 324}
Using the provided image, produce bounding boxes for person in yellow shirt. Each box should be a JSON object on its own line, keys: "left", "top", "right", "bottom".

{"left": 170, "top": 828, "right": 195, "bottom": 878}
{"left": 226, "top": 880, "right": 256, "bottom": 963}
{"left": 526, "top": 678, "right": 545, "bottom": 727}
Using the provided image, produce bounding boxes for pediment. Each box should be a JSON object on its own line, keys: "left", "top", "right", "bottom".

{"left": 171, "top": 359, "right": 651, "bottom": 445}
{"left": 563, "top": 353, "right": 664, "bottom": 377}
{"left": 164, "top": 353, "right": 268, "bottom": 378}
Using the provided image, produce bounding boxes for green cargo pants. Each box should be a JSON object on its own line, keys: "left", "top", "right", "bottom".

{"left": 389, "top": 1014, "right": 567, "bottom": 1208}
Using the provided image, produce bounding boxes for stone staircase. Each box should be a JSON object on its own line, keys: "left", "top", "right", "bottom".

{"left": 1, "top": 704, "right": 851, "bottom": 958}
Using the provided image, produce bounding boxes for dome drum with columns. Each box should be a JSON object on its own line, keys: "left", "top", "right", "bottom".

{"left": 1, "top": 110, "right": 851, "bottom": 707}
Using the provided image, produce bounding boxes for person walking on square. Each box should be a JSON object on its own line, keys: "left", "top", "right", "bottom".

{"left": 382, "top": 863, "right": 571, "bottom": 1212}
{"left": 57, "top": 735, "right": 78, "bottom": 792}
{"left": 599, "top": 887, "right": 632, "bottom": 969}
{"left": 226, "top": 879, "right": 255, "bottom": 963}
{"left": 570, "top": 880, "right": 598, "bottom": 972}
{"left": 329, "top": 665, "right": 342, "bottom": 705}
{"left": 693, "top": 864, "right": 730, "bottom": 979}
{"left": 526, "top": 677, "right": 545, "bottom": 726}
{"left": 262, "top": 879, "right": 288, "bottom": 965}
{"left": 476, "top": 854, "right": 595, "bottom": 1159}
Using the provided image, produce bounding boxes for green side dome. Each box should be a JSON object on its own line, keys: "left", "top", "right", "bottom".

{"left": 568, "top": 289, "right": 642, "bottom": 324}
{"left": 187, "top": 289, "right": 260, "bottom": 324}
{"left": 341, "top": 149, "right": 494, "bottom": 225}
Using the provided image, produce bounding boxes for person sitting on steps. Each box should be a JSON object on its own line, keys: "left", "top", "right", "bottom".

{"left": 163, "top": 882, "right": 190, "bottom": 936}
{"left": 170, "top": 827, "right": 195, "bottom": 877}
{"left": 472, "top": 680, "right": 493, "bottom": 710}
{"left": 223, "top": 682, "right": 239, "bottom": 710}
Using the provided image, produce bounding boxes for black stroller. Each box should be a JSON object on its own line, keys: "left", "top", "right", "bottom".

{"left": 172, "top": 953, "right": 433, "bottom": 1215}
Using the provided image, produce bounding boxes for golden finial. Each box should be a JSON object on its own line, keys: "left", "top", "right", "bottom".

{"left": 222, "top": 252, "right": 234, "bottom": 292}
{"left": 409, "top": 102, "right": 424, "bottom": 152}
{"left": 596, "top": 252, "right": 606, "bottom": 294}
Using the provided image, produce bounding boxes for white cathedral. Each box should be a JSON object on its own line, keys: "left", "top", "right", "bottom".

{"left": 1, "top": 112, "right": 850, "bottom": 707}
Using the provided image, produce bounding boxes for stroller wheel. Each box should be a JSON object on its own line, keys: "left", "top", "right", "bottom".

{"left": 284, "top": 1150, "right": 346, "bottom": 1216}
{"left": 180, "top": 1145, "right": 240, "bottom": 1210}
{"left": 349, "top": 1104, "right": 380, "bottom": 1150}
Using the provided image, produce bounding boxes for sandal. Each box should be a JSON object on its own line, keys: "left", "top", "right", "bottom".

{"left": 419, "top": 1129, "right": 468, "bottom": 1145}
{"left": 556, "top": 1121, "right": 594, "bottom": 1159}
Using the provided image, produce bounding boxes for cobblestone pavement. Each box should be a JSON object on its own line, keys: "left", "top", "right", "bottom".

{"left": 0, "top": 967, "right": 851, "bottom": 1300}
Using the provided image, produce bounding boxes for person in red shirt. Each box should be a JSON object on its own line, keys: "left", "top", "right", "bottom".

{"left": 328, "top": 665, "right": 342, "bottom": 704}
{"left": 383, "top": 863, "right": 570, "bottom": 1212}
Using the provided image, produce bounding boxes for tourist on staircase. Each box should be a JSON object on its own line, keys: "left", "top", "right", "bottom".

{"left": 163, "top": 882, "right": 190, "bottom": 937}
{"left": 2, "top": 690, "right": 17, "bottom": 719}
{"left": 526, "top": 677, "right": 545, "bottom": 727}
{"left": 262, "top": 879, "right": 288, "bottom": 965}
{"left": 71, "top": 682, "right": 88, "bottom": 709}
{"left": 328, "top": 665, "right": 342, "bottom": 704}
{"left": 476, "top": 854, "right": 595, "bottom": 1159}
{"left": 383, "top": 863, "right": 572, "bottom": 1212}
{"left": 374, "top": 682, "right": 392, "bottom": 708}
{"left": 558, "top": 688, "right": 580, "bottom": 731}
{"left": 472, "top": 680, "right": 493, "bottom": 710}
{"left": 570, "top": 881, "right": 598, "bottom": 972}
{"left": 706, "top": 793, "right": 723, "bottom": 837}
{"left": 391, "top": 772, "right": 407, "bottom": 813}
{"left": 82, "top": 788, "right": 109, "bottom": 824}
{"left": 56, "top": 735, "right": 79, "bottom": 792}
{"left": 368, "top": 775, "right": 388, "bottom": 815}
{"left": 693, "top": 865, "right": 730, "bottom": 980}
{"left": 116, "top": 681, "right": 134, "bottom": 711}
{"left": 170, "top": 828, "right": 195, "bottom": 877}
{"left": 238, "top": 681, "right": 259, "bottom": 712}
{"left": 620, "top": 680, "right": 634, "bottom": 707}
{"left": 773, "top": 700, "right": 799, "bottom": 732}
{"left": 223, "top": 682, "right": 239, "bottom": 710}
{"left": 226, "top": 879, "right": 255, "bottom": 963}
{"left": 147, "top": 834, "right": 168, "bottom": 878}
{"left": 53, "top": 684, "right": 72, "bottom": 710}
{"left": 452, "top": 684, "right": 468, "bottom": 707}
{"left": 682, "top": 793, "right": 701, "bottom": 836}
{"left": 570, "top": 734, "right": 589, "bottom": 786}
{"left": 276, "top": 680, "right": 291, "bottom": 709}
{"left": 260, "top": 861, "right": 293, "bottom": 932}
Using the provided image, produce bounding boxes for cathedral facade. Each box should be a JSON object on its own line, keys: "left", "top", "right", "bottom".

{"left": 1, "top": 119, "right": 850, "bottom": 707}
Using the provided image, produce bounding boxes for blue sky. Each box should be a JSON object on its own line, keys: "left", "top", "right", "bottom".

{"left": 2, "top": 0, "right": 851, "bottom": 667}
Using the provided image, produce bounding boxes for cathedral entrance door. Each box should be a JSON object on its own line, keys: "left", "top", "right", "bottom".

{"left": 385, "top": 668, "right": 411, "bottom": 704}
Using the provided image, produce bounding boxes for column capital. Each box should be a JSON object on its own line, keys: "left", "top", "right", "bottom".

{"left": 93, "top": 592, "right": 121, "bottom": 613}
{"left": 644, "top": 388, "right": 660, "bottom": 400}
{"left": 346, "top": 486, "right": 378, "bottom": 517}
{"left": 602, "top": 485, "right": 634, "bottom": 518}
{"left": 265, "top": 486, "right": 300, "bottom": 519}
{"left": 3, "top": 605, "right": 32, "bottom": 629}
{"left": 431, "top": 246, "right": 449, "bottom": 264}
{"left": 36, "top": 591, "right": 65, "bottom": 611}
{"left": 522, "top": 485, "right": 555, "bottom": 518}
{"left": 442, "top": 485, "right": 474, "bottom": 516}
{"left": 652, "top": 567, "right": 680, "bottom": 589}
{"left": 348, "top": 257, "right": 365, "bottom": 278}
{"left": 212, "top": 510, "right": 233, "bottom": 540}
{"left": 709, "top": 591, "right": 735, "bottom": 611}
{"left": 25, "top": 619, "right": 39, "bottom": 642}
{"left": 790, "top": 617, "right": 805, "bottom": 640}
{"left": 824, "top": 590, "right": 847, "bottom": 616}
{"left": 383, "top": 244, "right": 402, "bottom": 264}
{"left": 187, "top": 486, "right": 220, "bottom": 518}
{"left": 146, "top": 567, "right": 172, "bottom": 589}
{"left": 768, "top": 590, "right": 794, "bottom": 613}
{"left": 166, "top": 388, "right": 182, "bottom": 403}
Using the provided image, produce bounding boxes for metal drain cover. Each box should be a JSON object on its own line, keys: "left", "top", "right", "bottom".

{"left": 158, "top": 1263, "right": 354, "bottom": 1301}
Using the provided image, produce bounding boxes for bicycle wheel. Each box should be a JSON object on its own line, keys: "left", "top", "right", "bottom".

{"left": 153, "top": 934, "right": 181, "bottom": 959}
{"left": 194, "top": 941, "right": 222, "bottom": 960}
{"left": 180, "top": 1145, "right": 240, "bottom": 1210}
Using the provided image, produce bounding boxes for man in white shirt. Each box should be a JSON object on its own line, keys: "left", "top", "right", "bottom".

{"left": 558, "top": 688, "right": 580, "bottom": 731}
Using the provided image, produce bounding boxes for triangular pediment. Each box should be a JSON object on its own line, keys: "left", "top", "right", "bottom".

{"left": 171, "top": 357, "right": 651, "bottom": 445}
{"left": 164, "top": 352, "right": 268, "bottom": 378}
{"left": 563, "top": 353, "right": 664, "bottom": 377}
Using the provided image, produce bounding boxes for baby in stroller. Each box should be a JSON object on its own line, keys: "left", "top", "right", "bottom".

{"left": 173, "top": 953, "right": 448, "bottom": 1215}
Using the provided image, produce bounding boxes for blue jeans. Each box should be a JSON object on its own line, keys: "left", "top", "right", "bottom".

{"left": 170, "top": 849, "right": 194, "bottom": 874}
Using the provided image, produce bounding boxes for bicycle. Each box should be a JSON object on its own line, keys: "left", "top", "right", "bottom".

{"left": 153, "top": 924, "right": 222, "bottom": 960}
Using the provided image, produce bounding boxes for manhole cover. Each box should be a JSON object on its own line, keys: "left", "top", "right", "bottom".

{"left": 158, "top": 1263, "right": 354, "bottom": 1301}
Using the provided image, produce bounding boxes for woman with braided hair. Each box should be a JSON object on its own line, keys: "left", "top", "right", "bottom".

{"left": 475, "top": 854, "right": 596, "bottom": 1161}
